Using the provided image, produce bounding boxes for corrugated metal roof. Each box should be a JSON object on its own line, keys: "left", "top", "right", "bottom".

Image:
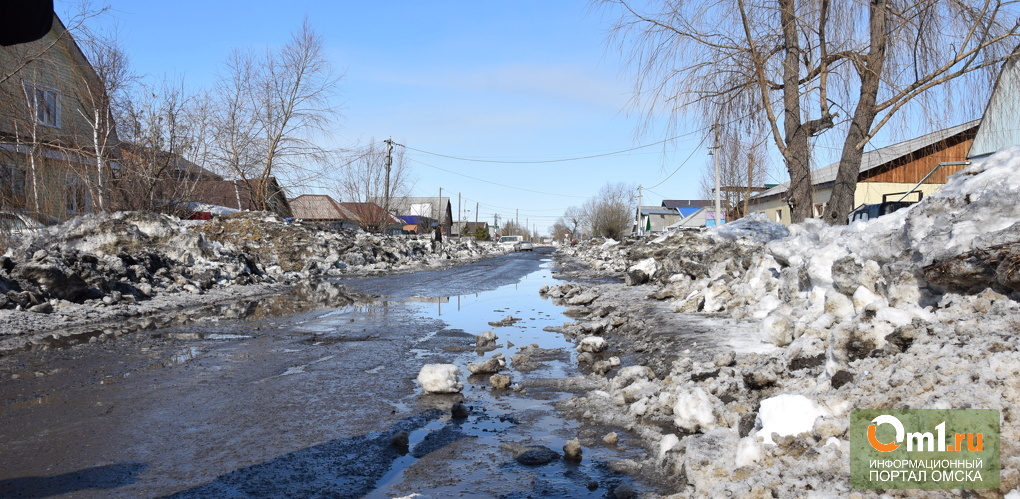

{"left": 639, "top": 206, "right": 677, "bottom": 216}
{"left": 754, "top": 120, "right": 980, "bottom": 199}
{"left": 662, "top": 199, "right": 713, "bottom": 209}
{"left": 970, "top": 55, "right": 1020, "bottom": 158}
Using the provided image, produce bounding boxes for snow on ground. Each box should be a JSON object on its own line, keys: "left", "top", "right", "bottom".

{"left": 553, "top": 147, "right": 1020, "bottom": 496}
{"left": 0, "top": 211, "right": 503, "bottom": 353}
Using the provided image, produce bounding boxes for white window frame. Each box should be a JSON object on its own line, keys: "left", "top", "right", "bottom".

{"left": 23, "top": 81, "right": 61, "bottom": 129}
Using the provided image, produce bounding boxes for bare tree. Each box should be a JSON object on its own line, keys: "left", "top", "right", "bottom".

{"left": 73, "top": 28, "right": 134, "bottom": 212}
{"left": 331, "top": 139, "right": 414, "bottom": 232}
{"left": 112, "top": 77, "right": 209, "bottom": 215}
{"left": 550, "top": 220, "right": 573, "bottom": 242}
{"left": 583, "top": 182, "right": 636, "bottom": 239}
{"left": 334, "top": 139, "right": 412, "bottom": 203}
{"left": 0, "top": 1, "right": 112, "bottom": 218}
{"left": 597, "top": 0, "right": 1020, "bottom": 224}
{"left": 210, "top": 19, "right": 341, "bottom": 211}
{"left": 823, "top": 0, "right": 1020, "bottom": 223}
{"left": 500, "top": 219, "right": 532, "bottom": 240}
{"left": 560, "top": 205, "right": 586, "bottom": 237}
{"left": 699, "top": 127, "right": 771, "bottom": 219}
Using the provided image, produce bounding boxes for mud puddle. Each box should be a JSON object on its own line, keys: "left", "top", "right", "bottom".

{"left": 358, "top": 256, "right": 654, "bottom": 497}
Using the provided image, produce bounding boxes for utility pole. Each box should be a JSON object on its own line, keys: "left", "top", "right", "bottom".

{"left": 457, "top": 192, "right": 461, "bottom": 236}
{"left": 475, "top": 202, "right": 479, "bottom": 226}
{"left": 745, "top": 152, "right": 754, "bottom": 217}
{"left": 712, "top": 124, "right": 723, "bottom": 226}
{"left": 438, "top": 187, "right": 443, "bottom": 233}
{"left": 516, "top": 209, "right": 519, "bottom": 235}
{"left": 637, "top": 184, "right": 643, "bottom": 236}
{"left": 383, "top": 138, "right": 393, "bottom": 233}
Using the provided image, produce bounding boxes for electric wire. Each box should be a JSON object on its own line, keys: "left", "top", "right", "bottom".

{"left": 394, "top": 132, "right": 694, "bottom": 164}
{"left": 407, "top": 157, "right": 589, "bottom": 199}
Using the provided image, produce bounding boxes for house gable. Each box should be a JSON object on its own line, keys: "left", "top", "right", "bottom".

{"left": 969, "top": 53, "right": 1020, "bottom": 159}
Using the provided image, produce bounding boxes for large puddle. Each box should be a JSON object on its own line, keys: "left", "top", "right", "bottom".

{"left": 0, "top": 253, "right": 657, "bottom": 497}
{"left": 357, "top": 256, "right": 649, "bottom": 496}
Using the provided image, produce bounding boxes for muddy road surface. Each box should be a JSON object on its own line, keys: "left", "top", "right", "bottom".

{"left": 0, "top": 248, "right": 654, "bottom": 498}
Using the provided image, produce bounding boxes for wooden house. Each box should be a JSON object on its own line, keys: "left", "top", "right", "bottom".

{"left": 749, "top": 121, "right": 979, "bottom": 225}
{"left": 0, "top": 14, "right": 120, "bottom": 220}
{"left": 370, "top": 196, "right": 453, "bottom": 235}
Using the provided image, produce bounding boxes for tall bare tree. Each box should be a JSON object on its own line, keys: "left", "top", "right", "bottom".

{"left": 583, "top": 182, "right": 636, "bottom": 239}
{"left": 824, "top": 0, "right": 1019, "bottom": 223}
{"left": 561, "top": 205, "right": 586, "bottom": 237}
{"left": 73, "top": 28, "right": 133, "bottom": 212}
{"left": 210, "top": 19, "right": 341, "bottom": 211}
{"left": 597, "top": 0, "right": 1020, "bottom": 224}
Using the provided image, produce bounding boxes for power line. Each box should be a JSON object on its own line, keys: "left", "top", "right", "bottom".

{"left": 644, "top": 133, "right": 710, "bottom": 190}
{"left": 407, "top": 157, "right": 588, "bottom": 199}
{"left": 393, "top": 132, "right": 696, "bottom": 164}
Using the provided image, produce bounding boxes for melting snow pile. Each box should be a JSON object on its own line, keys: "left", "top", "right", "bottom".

{"left": 556, "top": 147, "right": 1020, "bottom": 496}
{"left": 0, "top": 211, "right": 501, "bottom": 344}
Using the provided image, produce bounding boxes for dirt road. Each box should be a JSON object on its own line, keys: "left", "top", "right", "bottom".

{"left": 0, "top": 248, "right": 652, "bottom": 498}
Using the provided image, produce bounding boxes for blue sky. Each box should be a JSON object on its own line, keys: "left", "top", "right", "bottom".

{"left": 63, "top": 1, "right": 720, "bottom": 235}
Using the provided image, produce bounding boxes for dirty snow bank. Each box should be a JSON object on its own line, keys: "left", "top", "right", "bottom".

{"left": 554, "top": 147, "right": 1020, "bottom": 496}
{"left": 0, "top": 211, "right": 501, "bottom": 350}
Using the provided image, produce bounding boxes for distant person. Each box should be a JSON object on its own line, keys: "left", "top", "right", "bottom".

{"left": 433, "top": 226, "right": 443, "bottom": 252}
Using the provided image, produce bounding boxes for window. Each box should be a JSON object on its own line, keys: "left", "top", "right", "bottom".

{"left": 0, "top": 163, "right": 27, "bottom": 207}
{"left": 23, "top": 81, "right": 61, "bottom": 128}
{"left": 775, "top": 209, "right": 783, "bottom": 222}
{"left": 65, "top": 174, "right": 92, "bottom": 215}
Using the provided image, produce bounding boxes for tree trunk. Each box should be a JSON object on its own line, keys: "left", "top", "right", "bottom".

{"left": 825, "top": 0, "right": 888, "bottom": 225}
{"left": 779, "top": 0, "right": 814, "bottom": 223}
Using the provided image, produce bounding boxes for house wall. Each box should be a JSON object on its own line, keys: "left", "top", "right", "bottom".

{"left": 1, "top": 21, "right": 100, "bottom": 149}
{"left": 750, "top": 131, "right": 973, "bottom": 226}
{"left": 860, "top": 139, "right": 972, "bottom": 184}
{"left": 751, "top": 181, "right": 952, "bottom": 225}
{"left": 0, "top": 17, "right": 109, "bottom": 219}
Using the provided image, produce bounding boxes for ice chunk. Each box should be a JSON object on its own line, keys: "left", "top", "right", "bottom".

{"left": 658, "top": 433, "right": 680, "bottom": 461}
{"left": 628, "top": 258, "right": 658, "bottom": 276}
{"left": 756, "top": 394, "right": 828, "bottom": 445}
{"left": 416, "top": 364, "right": 463, "bottom": 393}
{"left": 734, "top": 436, "right": 763, "bottom": 467}
{"left": 577, "top": 336, "right": 607, "bottom": 353}
{"left": 673, "top": 386, "right": 718, "bottom": 432}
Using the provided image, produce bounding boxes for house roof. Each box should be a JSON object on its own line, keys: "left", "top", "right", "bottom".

{"left": 119, "top": 143, "right": 223, "bottom": 181}
{"left": 639, "top": 206, "right": 679, "bottom": 216}
{"left": 970, "top": 54, "right": 1020, "bottom": 159}
{"left": 291, "top": 194, "right": 351, "bottom": 220}
{"left": 369, "top": 196, "right": 451, "bottom": 222}
{"left": 191, "top": 178, "right": 292, "bottom": 218}
{"left": 666, "top": 207, "right": 708, "bottom": 228}
{"left": 662, "top": 200, "right": 713, "bottom": 210}
{"left": 754, "top": 120, "right": 981, "bottom": 200}
{"left": 337, "top": 202, "right": 400, "bottom": 224}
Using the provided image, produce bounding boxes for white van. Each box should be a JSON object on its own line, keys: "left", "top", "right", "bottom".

{"left": 497, "top": 235, "right": 523, "bottom": 249}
